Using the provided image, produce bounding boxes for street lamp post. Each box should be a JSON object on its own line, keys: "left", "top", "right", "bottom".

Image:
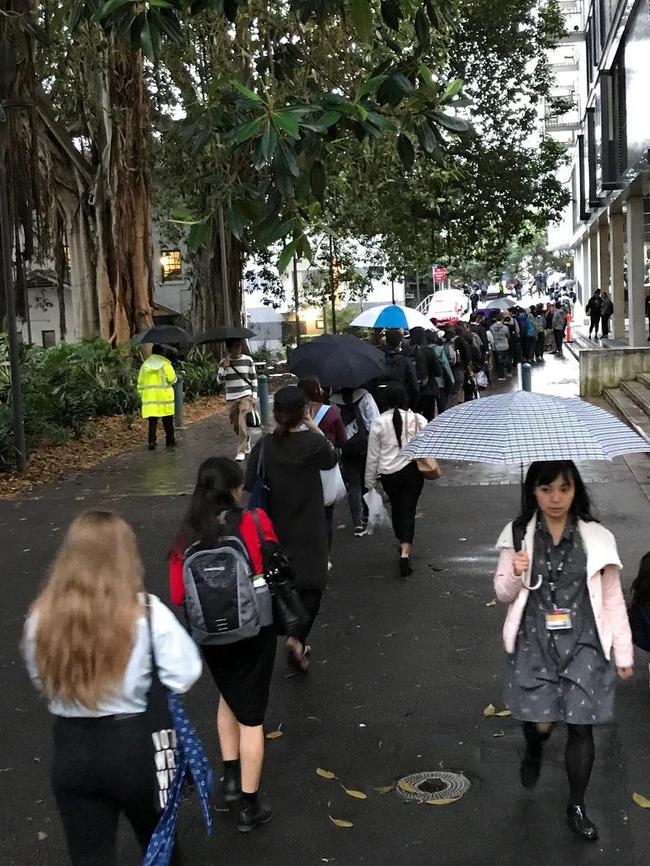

{"left": 0, "top": 46, "right": 27, "bottom": 472}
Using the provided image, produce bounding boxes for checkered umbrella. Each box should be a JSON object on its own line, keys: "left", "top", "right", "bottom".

{"left": 401, "top": 391, "right": 650, "bottom": 464}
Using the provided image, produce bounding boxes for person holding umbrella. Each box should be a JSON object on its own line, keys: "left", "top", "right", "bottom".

{"left": 493, "top": 460, "right": 633, "bottom": 841}
{"left": 137, "top": 344, "right": 177, "bottom": 450}
{"left": 218, "top": 339, "right": 258, "bottom": 462}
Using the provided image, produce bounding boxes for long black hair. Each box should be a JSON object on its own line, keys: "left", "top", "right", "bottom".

{"left": 383, "top": 382, "right": 408, "bottom": 445}
{"left": 514, "top": 460, "right": 595, "bottom": 533}
{"left": 631, "top": 553, "right": 650, "bottom": 607}
{"left": 179, "top": 457, "right": 244, "bottom": 548}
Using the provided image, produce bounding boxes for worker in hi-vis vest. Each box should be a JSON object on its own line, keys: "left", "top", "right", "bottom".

{"left": 137, "top": 344, "right": 177, "bottom": 450}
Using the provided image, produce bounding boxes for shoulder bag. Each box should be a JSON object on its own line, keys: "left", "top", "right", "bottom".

{"left": 405, "top": 411, "right": 441, "bottom": 481}
{"left": 143, "top": 597, "right": 213, "bottom": 866}
{"left": 247, "top": 437, "right": 270, "bottom": 511}
{"left": 249, "top": 510, "right": 309, "bottom": 636}
{"left": 313, "top": 405, "right": 347, "bottom": 506}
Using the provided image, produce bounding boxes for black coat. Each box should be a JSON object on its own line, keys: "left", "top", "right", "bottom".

{"left": 246, "top": 431, "right": 337, "bottom": 592}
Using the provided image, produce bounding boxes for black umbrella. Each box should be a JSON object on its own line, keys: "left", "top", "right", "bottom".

{"left": 133, "top": 325, "right": 192, "bottom": 346}
{"left": 196, "top": 326, "right": 256, "bottom": 344}
{"left": 289, "top": 334, "right": 385, "bottom": 388}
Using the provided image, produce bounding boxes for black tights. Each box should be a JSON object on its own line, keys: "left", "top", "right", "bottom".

{"left": 523, "top": 722, "right": 594, "bottom": 806}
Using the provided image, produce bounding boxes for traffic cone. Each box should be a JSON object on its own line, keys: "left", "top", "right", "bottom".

{"left": 565, "top": 312, "right": 572, "bottom": 343}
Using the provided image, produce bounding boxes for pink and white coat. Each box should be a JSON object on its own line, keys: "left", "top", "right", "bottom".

{"left": 493, "top": 515, "right": 633, "bottom": 669}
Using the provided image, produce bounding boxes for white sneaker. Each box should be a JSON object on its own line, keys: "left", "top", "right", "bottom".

{"left": 235, "top": 451, "right": 246, "bottom": 462}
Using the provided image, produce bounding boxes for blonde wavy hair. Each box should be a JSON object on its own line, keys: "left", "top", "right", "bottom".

{"left": 30, "top": 511, "right": 144, "bottom": 709}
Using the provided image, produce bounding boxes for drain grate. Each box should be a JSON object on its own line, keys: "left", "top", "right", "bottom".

{"left": 396, "top": 771, "right": 471, "bottom": 803}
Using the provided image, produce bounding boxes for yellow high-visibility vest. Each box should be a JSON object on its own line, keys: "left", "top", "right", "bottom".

{"left": 137, "top": 355, "right": 177, "bottom": 418}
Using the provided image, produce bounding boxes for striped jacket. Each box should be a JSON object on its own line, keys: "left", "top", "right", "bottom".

{"left": 217, "top": 355, "right": 258, "bottom": 402}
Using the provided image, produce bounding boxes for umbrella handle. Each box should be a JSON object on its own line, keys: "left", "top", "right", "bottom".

{"left": 519, "top": 541, "right": 542, "bottom": 591}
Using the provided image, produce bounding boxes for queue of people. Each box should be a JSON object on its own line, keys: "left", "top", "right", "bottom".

{"left": 23, "top": 324, "right": 650, "bottom": 862}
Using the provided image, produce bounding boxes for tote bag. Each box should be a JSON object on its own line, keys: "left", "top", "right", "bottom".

{"left": 314, "top": 405, "right": 346, "bottom": 507}
{"left": 404, "top": 411, "right": 442, "bottom": 481}
{"left": 143, "top": 598, "right": 214, "bottom": 866}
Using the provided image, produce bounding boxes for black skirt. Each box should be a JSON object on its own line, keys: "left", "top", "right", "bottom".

{"left": 202, "top": 626, "right": 277, "bottom": 726}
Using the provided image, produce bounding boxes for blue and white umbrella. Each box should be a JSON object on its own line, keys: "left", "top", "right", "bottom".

{"left": 401, "top": 391, "right": 650, "bottom": 464}
{"left": 349, "top": 303, "right": 434, "bottom": 331}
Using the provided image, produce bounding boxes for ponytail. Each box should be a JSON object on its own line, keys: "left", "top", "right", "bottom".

{"left": 392, "top": 407, "right": 403, "bottom": 446}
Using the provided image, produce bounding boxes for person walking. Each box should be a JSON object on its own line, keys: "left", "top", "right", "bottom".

{"left": 628, "top": 552, "right": 650, "bottom": 651}
{"left": 23, "top": 511, "right": 202, "bottom": 866}
{"left": 600, "top": 292, "right": 613, "bottom": 338}
{"left": 137, "top": 344, "right": 177, "bottom": 450}
{"left": 551, "top": 303, "right": 566, "bottom": 356}
{"left": 409, "top": 327, "right": 443, "bottom": 422}
{"left": 365, "top": 384, "right": 427, "bottom": 578}
{"left": 493, "top": 461, "right": 633, "bottom": 841}
{"left": 246, "top": 387, "right": 337, "bottom": 672}
{"left": 490, "top": 316, "right": 511, "bottom": 381}
{"left": 218, "top": 339, "right": 258, "bottom": 461}
{"left": 428, "top": 331, "right": 455, "bottom": 415}
{"left": 170, "top": 457, "right": 277, "bottom": 832}
{"left": 298, "top": 377, "right": 347, "bottom": 551}
{"left": 534, "top": 304, "right": 547, "bottom": 362}
{"left": 330, "top": 386, "right": 380, "bottom": 537}
{"left": 379, "top": 329, "right": 420, "bottom": 411}
{"left": 585, "top": 290, "right": 603, "bottom": 340}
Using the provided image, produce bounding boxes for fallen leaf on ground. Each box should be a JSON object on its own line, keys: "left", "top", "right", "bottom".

{"left": 426, "top": 798, "right": 459, "bottom": 806}
{"left": 266, "top": 730, "right": 283, "bottom": 740}
{"left": 495, "top": 710, "right": 512, "bottom": 717}
{"left": 37, "top": 832, "right": 48, "bottom": 840}
{"left": 344, "top": 788, "right": 368, "bottom": 800}
{"left": 374, "top": 785, "right": 394, "bottom": 795}
{"left": 485, "top": 599, "right": 497, "bottom": 607}
{"left": 397, "top": 779, "right": 419, "bottom": 794}
{"left": 493, "top": 730, "right": 505, "bottom": 738}
{"left": 316, "top": 768, "right": 337, "bottom": 780}
{"left": 329, "top": 816, "right": 354, "bottom": 828}
{"left": 633, "top": 792, "right": 650, "bottom": 808}
{"left": 483, "top": 704, "right": 496, "bottom": 717}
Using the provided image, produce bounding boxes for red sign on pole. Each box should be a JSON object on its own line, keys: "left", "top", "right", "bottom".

{"left": 433, "top": 265, "right": 447, "bottom": 283}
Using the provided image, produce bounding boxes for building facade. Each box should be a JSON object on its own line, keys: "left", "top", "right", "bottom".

{"left": 559, "top": 0, "right": 650, "bottom": 344}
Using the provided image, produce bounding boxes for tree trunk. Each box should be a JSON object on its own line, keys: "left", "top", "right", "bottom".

{"left": 93, "top": 36, "right": 154, "bottom": 344}
{"left": 189, "top": 218, "right": 243, "bottom": 334}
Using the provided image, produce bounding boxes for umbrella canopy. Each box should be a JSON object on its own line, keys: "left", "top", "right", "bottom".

{"left": 483, "top": 297, "right": 516, "bottom": 312}
{"left": 196, "top": 326, "right": 256, "bottom": 343}
{"left": 401, "top": 391, "right": 650, "bottom": 464}
{"left": 133, "top": 325, "right": 192, "bottom": 346}
{"left": 349, "top": 304, "right": 434, "bottom": 331}
{"left": 289, "top": 334, "right": 385, "bottom": 388}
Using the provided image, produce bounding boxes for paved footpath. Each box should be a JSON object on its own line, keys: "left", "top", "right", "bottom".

{"left": 2, "top": 354, "right": 650, "bottom": 866}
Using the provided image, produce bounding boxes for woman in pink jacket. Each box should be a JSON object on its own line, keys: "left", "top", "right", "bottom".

{"left": 494, "top": 460, "right": 632, "bottom": 842}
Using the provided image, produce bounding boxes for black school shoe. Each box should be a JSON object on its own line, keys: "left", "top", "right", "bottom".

{"left": 399, "top": 557, "right": 412, "bottom": 577}
{"left": 237, "top": 799, "right": 272, "bottom": 833}
{"left": 223, "top": 774, "right": 241, "bottom": 805}
{"left": 566, "top": 805, "right": 599, "bottom": 841}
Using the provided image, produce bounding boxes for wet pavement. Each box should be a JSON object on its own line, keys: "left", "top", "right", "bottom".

{"left": 2, "top": 353, "right": 650, "bottom": 866}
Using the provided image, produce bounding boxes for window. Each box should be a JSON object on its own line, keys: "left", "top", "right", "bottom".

{"left": 42, "top": 330, "right": 56, "bottom": 348}
{"left": 160, "top": 249, "right": 182, "bottom": 282}
{"left": 315, "top": 319, "right": 325, "bottom": 330}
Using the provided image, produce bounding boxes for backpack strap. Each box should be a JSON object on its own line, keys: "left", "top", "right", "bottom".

{"left": 248, "top": 508, "right": 267, "bottom": 546}
{"left": 313, "top": 404, "right": 330, "bottom": 426}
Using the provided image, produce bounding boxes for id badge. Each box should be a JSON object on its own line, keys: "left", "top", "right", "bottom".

{"left": 545, "top": 608, "right": 572, "bottom": 631}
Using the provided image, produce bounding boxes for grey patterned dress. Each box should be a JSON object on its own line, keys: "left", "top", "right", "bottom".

{"left": 504, "top": 516, "right": 616, "bottom": 725}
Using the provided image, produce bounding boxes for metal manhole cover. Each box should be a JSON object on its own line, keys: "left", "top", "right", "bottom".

{"left": 396, "top": 771, "right": 471, "bottom": 803}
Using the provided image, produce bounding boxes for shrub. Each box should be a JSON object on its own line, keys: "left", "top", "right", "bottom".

{"left": 181, "top": 349, "right": 222, "bottom": 401}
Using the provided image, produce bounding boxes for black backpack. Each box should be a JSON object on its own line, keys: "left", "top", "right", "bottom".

{"left": 340, "top": 399, "right": 368, "bottom": 458}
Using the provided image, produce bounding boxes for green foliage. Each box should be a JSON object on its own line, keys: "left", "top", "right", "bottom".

{"left": 181, "top": 348, "right": 222, "bottom": 401}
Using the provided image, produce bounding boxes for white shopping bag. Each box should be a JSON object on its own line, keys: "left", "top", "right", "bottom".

{"left": 363, "top": 488, "right": 391, "bottom": 535}
{"left": 321, "top": 464, "right": 347, "bottom": 507}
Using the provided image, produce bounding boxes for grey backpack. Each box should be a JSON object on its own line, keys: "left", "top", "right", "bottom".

{"left": 183, "top": 528, "right": 273, "bottom": 645}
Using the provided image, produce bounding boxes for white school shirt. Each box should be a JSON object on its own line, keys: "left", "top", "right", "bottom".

{"left": 23, "top": 594, "right": 202, "bottom": 718}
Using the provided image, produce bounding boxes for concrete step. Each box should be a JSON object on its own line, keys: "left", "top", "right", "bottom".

{"left": 621, "top": 380, "right": 650, "bottom": 416}
{"left": 602, "top": 387, "right": 650, "bottom": 441}
{"left": 637, "top": 372, "right": 650, "bottom": 389}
